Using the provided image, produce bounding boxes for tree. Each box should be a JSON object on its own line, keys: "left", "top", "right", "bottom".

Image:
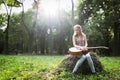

{"left": 71, "top": 0, "right": 75, "bottom": 26}
{"left": 94, "top": 0, "right": 120, "bottom": 56}
{"left": 0, "top": 0, "right": 21, "bottom": 54}
{"left": 77, "top": 0, "right": 120, "bottom": 56}
{"left": 9, "top": 13, "right": 28, "bottom": 54}
{"left": 21, "top": 0, "right": 39, "bottom": 53}
{"left": 0, "top": 30, "right": 4, "bottom": 53}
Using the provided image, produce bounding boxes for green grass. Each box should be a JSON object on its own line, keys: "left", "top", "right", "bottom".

{"left": 0, "top": 55, "right": 120, "bottom": 80}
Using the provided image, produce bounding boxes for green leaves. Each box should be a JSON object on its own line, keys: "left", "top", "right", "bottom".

{"left": 0, "top": 0, "right": 20, "bottom": 7}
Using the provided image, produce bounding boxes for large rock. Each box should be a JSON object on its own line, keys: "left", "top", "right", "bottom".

{"left": 58, "top": 52, "right": 103, "bottom": 74}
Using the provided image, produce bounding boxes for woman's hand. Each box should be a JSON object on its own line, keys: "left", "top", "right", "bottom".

{"left": 81, "top": 46, "right": 88, "bottom": 52}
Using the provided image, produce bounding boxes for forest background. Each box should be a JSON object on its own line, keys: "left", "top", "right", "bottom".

{"left": 0, "top": 0, "right": 120, "bottom": 56}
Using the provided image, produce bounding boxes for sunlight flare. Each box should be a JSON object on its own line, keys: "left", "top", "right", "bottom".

{"left": 41, "top": 0, "right": 59, "bottom": 17}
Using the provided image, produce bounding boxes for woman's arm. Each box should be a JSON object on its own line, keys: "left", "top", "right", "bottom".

{"left": 72, "top": 35, "right": 82, "bottom": 50}
{"left": 84, "top": 34, "right": 88, "bottom": 47}
{"left": 82, "top": 34, "right": 88, "bottom": 51}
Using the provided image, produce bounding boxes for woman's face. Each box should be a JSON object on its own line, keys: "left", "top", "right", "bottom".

{"left": 74, "top": 27, "right": 81, "bottom": 34}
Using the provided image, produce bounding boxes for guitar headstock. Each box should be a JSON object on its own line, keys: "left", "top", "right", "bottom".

{"left": 102, "top": 46, "right": 109, "bottom": 49}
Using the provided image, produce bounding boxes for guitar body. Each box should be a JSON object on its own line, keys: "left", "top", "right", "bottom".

{"left": 69, "top": 47, "right": 83, "bottom": 56}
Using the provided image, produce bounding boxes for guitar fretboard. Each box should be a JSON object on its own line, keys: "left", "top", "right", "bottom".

{"left": 88, "top": 46, "right": 109, "bottom": 49}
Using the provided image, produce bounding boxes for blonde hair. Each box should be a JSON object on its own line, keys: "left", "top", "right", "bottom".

{"left": 73, "top": 24, "right": 82, "bottom": 32}
{"left": 73, "top": 24, "right": 85, "bottom": 37}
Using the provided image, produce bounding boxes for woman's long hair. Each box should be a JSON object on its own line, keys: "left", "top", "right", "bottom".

{"left": 73, "top": 24, "right": 84, "bottom": 37}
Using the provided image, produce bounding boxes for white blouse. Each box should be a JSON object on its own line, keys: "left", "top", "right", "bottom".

{"left": 75, "top": 36, "right": 85, "bottom": 46}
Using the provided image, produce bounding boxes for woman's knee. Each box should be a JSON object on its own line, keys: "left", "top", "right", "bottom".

{"left": 81, "top": 55, "right": 86, "bottom": 59}
{"left": 86, "top": 53, "right": 91, "bottom": 58}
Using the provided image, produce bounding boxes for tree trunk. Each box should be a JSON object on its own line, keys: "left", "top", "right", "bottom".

{"left": 21, "top": 0, "right": 39, "bottom": 54}
{"left": 71, "top": 0, "right": 74, "bottom": 26}
{"left": 28, "top": 32, "right": 34, "bottom": 53}
{"left": 113, "top": 23, "right": 119, "bottom": 56}
{"left": 102, "top": 26, "right": 110, "bottom": 56}
{"left": 40, "top": 32, "right": 45, "bottom": 54}
{"left": 4, "top": 15, "right": 10, "bottom": 54}
{"left": 113, "top": 1, "right": 120, "bottom": 56}
{"left": 0, "top": 31, "right": 4, "bottom": 53}
{"left": 49, "top": 28, "right": 54, "bottom": 54}
{"left": 3, "top": 1, "right": 12, "bottom": 54}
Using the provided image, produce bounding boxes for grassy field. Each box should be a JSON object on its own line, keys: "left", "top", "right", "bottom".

{"left": 0, "top": 55, "right": 120, "bottom": 80}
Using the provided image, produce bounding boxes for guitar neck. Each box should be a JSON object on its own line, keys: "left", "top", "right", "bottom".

{"left": 87, "top": 46, "right": 109, "bottom": 49}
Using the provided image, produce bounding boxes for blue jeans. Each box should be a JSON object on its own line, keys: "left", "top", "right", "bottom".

{"left": 73, "top": 52, "right": 96, "bottom": 73}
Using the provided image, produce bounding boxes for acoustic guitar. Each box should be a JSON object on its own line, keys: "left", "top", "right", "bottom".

{"left": 68, "top": 46, "right": 109, "bottom": 56}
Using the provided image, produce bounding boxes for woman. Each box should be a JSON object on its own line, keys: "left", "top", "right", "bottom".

{"left": 72, "top": 24, "right": 96, "bottom": 74}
